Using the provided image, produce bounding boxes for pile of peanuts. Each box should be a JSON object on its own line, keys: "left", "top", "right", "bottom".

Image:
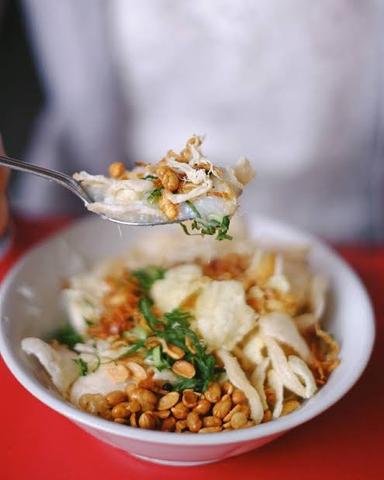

{"left": 79, "top": 381, "right": 256, "bottom": 433}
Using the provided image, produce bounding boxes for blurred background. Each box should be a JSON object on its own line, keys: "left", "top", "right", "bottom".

{"left": 0, "top": 0, "right": 383, "bottom": 243}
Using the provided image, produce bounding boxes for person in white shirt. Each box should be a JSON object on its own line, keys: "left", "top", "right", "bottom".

{"left": 1, "top": 0, "right": 383, "bottom": 242}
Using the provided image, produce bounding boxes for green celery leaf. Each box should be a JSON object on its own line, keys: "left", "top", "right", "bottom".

{"left": 74, "top": 358, "right": 88, "bottom": 376}
{"left": 49, "top": 324, "right": 83, "bottom": 349}
{"left": 139, "top": 297, "right": 162, "bottom": 331}
{"left": 115, "top": 339, "right": 146, "bottom": 360}
{"left": 147, "top": 188, "right": 163, "bottom": 204}
{"left": 183, "top": 201, "right": 232, "bottom": 241}
{"left": 133, "top": 266, "right": 166, "bottom": 292}
{"left": 152, "top": 345, "right": 172, "bottom": 371}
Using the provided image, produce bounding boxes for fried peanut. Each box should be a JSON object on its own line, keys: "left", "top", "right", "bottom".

{"left": 165, "top": 344, "right": 185, "bottom": 360}
{"left": 221, "top": 382, "right": 234, "bottom": 395}
{"left": 108, "top": 162, "right": 126, "bottom": 178}
{"left": 172, "top": 360, "right": 196, "bottom": 379}
{"left": 130, "top": 388, "right": 157, "bottom": 411}
{"left": 106, "top": 391, "right": 127, "bottom": 407}
{"left": 204, "top": 382, "right": 222, "bottom": 403}
{"left": 111, "top": 402, "right": 131, "bottom": 419}
{"left": 158, "top": 392, "right": 180, "bottom": 411}
{"left": 230, "top": 412, "right": 248, "bottom": 429}
{"left": 223, "top": 404, "right": 243, "bottom": 423}
{"left": 127, "top": 399, "right": 141, "bottom": 413}
{"left": 139, "top": 412, "right": 157, "bottom": 430}
{"left": 232, "top": 389, "right": 247, "bottom": 404}
{"left": 186, "top": 411, "right": 202, "bottom": 433}
{"left": 158, "top": 196, "right": 179, "bottom": 220}
{"left": 182, "top": 390, "right": 199, "bottom": 409}
{"left": 194, "top": 399, "right": 211, "bottom": 415}
{"left": 161, "top": 416, "right": 176, "bottom": 432}
{"left": 171, "top": 402, "right": 189, "bottom": 420}
{"left": 155, "top": 410, "right": 171, "bottom": 419}
{"left": 203, "top": 416, "right": 222, "bottom": 428}
{"left": 157, "top": 166, "right": 179, "bottom": 192}
{"left": 212, "top": 394, "right": 232, "bottom": 419}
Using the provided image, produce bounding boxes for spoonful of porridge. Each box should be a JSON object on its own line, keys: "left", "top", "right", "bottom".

{"left": 0, "top": 136, "right": 254, "bottom": 239}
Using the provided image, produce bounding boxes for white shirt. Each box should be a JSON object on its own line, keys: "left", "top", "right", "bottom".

{"left": 17, "top": 0, "right": 384, "bottom": 241}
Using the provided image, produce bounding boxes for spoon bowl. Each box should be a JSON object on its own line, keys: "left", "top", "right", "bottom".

{"left": 0, "top": 154, "right": 193, "bottom": 226}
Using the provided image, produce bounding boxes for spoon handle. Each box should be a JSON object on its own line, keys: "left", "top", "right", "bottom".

{"left": 0, "top": 154, "right": 91, "bottom": 203}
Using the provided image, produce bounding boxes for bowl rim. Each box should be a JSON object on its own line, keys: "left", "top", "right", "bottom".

{"left": 0, "top": 215, "right": 375, "bottom": 446}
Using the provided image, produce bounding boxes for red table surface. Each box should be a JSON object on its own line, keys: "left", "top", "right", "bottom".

{"left": 0, "top": 216, "right": 383, "bottom": 480}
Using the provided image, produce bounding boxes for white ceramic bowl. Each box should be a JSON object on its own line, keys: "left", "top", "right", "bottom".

{"left": 0, "top": 215, "right": 375, "bottom": 466}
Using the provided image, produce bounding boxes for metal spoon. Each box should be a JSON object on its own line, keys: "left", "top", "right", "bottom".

{"left": 0, "top": 154, "right": 192, "bottom": 226}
